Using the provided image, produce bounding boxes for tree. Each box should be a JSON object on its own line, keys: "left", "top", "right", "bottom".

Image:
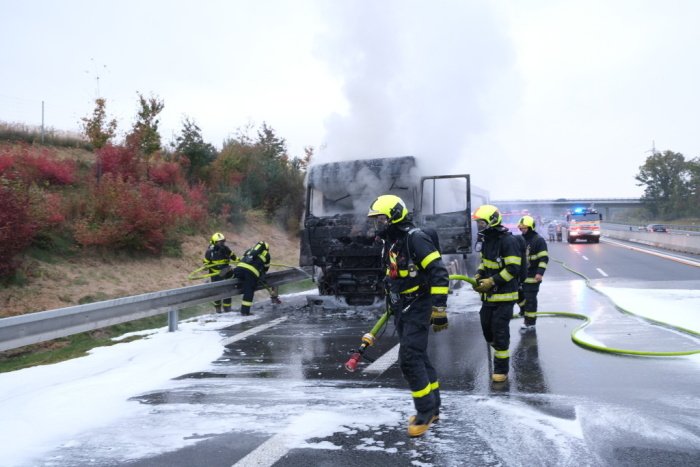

{"left": 635, "top": 150, "right": 692, "bottom": 218}
{"left": 174, "top": 117, "right": 217, "bottom": 183}
{"left": 257, "top": 122, "right": 287, "bottom": 161}
{"left": 80, "top": 98, "right": 117, "bottom": 149}
{"left": 687, "top": 157, "right": 700, "bottom": 217}
{"left": 126, "top": 93, "right": 164, "bottom": 156}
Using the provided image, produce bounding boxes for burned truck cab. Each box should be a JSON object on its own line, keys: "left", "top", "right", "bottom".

{"left": 299, "top": 156, "right": 474, "bottom": 306}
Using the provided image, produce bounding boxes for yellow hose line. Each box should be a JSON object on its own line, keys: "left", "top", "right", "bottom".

{"left": 188, "top": 260, "right": 300, "bottom": 280}
{"left": 449, "top": 274, "right": 700, "bottom": 357}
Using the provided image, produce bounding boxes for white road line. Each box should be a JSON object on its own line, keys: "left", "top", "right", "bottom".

{"left": 363, "top": 344, "right": 400, "bottom": 373}
{"left": 220, "top": 316, "right": 288, "bottom": 346}
{"left": 582, "top": 255, "right": 589, "bottom": 261}
{"left": 596, "top": 268, "right": 609, "bottom": 277}
{"left": 232, "top": 432, "right": 294, "bottom": 467}
{"left": 603, "top": 238, "right": 700, "bottom": 268}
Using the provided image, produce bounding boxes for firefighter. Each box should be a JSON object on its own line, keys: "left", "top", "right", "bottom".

{"left": 232, "top": 241, "right": 271, "bottom": 316}
{"left": 204, "top": 232, "right": 238, "bottom": 313}
{"left": 518, "top": 215, "right": 549, "bottom": 330}
{"left": 367, "top": 194, "right": 449, "bottom": 438}
{"left": 547, "top": 222, "right": 556, "bottom": 242}
{"left": 472, "top": 204, "right": 521, "bottom": 383}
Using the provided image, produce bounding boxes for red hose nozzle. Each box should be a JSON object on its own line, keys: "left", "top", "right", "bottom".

{"left": 344, "top": 352, "right": 361, "bottom": 372}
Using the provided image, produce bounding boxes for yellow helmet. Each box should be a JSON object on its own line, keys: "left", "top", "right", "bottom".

{"left": 472, "top": 204, "right": 502, "bottom": 227}
{"left": 211, "top": 232, "right": 225, "bottom": 243}
{"left": 518, "top": 215, "right": 536, "bottom": 230}
{"left": 367, "top": 194, "right": 408, "bottom": 224}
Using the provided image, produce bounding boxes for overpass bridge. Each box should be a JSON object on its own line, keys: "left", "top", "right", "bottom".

{"left": 490, "top": 198, "right": 642, "bottom": 221}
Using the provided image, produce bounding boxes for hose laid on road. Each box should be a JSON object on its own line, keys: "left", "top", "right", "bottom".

{"left": 448, "top": 274, "right": 700, "bottom": 357}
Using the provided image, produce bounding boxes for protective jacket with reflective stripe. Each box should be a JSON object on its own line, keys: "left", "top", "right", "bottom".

{"left": 383, "top": 224, "right": 449, "bottom": 308}
{"left": 475, "top": 226, "right": 521, "bottom": 302}
{"left": 521, "top": 229, "right": 548, "bottom": 282}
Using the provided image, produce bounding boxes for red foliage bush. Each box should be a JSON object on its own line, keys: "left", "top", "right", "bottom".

{"left": 149, "top": 158, "right": 186, "bottom": 187}
{"left": 0, "top": 144, "right": 76, "bottom": 185}
{"left": 95, "top": 144, "right": 141, "bottom": 180}
{"left": 73, "top": 175, "right": 193, "bottom": 254}
{"left": 0, "top": 182, "right": 38, "bottom": 277}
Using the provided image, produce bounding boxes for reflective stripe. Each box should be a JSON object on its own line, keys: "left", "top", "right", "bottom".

{"left": 398, "top": 269, "right": 409, "bottom": 277}
{"left": 503, "top": 255, "right": 521, "bottom": 266}
{"left": 499, "top": 269, "right": 514, "bottom": 282}
{"left": 538, "top": 262, "right": 548, "bottom": 269}
{"left": 524, "top": 277, "right": 538, "bottom": 283}
{"left": 238, "top": 262, "right": 260, "bottom": 277}
{"left": 533, "top": 250, "right": 549, "bottom": 259}
{"left": 482, "top": 258, "right": 499, "bottom": 269}
{"left": 486, "top": 291, "right": 518, "bottom": 302}
{"left": 495, "top": 349, "right": 509, "bottom": 359}
{"left": 421, "top": 251, "right": 441, "bottom": 269}
{"left": 431, "top": 286, "right": 449, "bottom": 295}
{"left": 206, "top": 259, "right": 229, "bottom": 266}
{"left": 411, "top": 382, "right": 432, "bottom": 399}
{"left": 524, "top": 312, "right": 537, "bottom": 318}
{"left": 401, "top": 285, "right": 420, "bottom": 294}
{"left": 242, "top": 300, "right": 253, "bottom": 306}
{"left": 430, "top": 381, "right": 440, "bottom": 391}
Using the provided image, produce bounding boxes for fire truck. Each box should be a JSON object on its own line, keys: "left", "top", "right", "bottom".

{"left": 565, "top": 207, "right": 602, "bottom": 243}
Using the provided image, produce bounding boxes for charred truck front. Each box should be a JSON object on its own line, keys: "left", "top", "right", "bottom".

{"left": 299, "top": 156, "right": 477, "bottom": 306}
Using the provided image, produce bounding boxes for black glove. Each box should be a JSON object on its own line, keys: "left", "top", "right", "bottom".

{"left": 430, "top": 306, "right": 448, "bottom": 332}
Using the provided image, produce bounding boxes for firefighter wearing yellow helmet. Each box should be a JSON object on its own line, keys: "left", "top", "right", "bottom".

{"left": 367, "top": 194, "right": 449, "bottom": 438}
{"left": 204, "top": 232, "right": 238, "bottom": 313}
{"left": 233, "top": 241, "right": 272, "bottom": 316}
{"left": 471, "top": 204, "right": 522, "bottom": 383}
{"left": 517, "top": 215, "right": 549, "bottom": 330}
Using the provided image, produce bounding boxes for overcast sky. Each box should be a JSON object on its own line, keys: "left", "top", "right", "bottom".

{"left": 2, "top": 0, "right": 699, "bottom": 199}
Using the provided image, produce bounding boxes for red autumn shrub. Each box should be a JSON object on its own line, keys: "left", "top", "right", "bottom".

{"left": 95, "top": 144, "right": 141, "bottom": 180}
{"left": 0, "top": 144, "right": 76, "bottom": 185}
{"left": 0, "top": 182, "right": 38, "bottom": 278}
{"left": 149, "top": 158, "right": 186, "bottom": 187}
{"left": 73, "top": 175, "right": 192, "bottom": 254}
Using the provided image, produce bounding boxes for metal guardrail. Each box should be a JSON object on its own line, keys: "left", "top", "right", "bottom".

{"left": 0, "top": 269, "right": 309, "bottom": 353}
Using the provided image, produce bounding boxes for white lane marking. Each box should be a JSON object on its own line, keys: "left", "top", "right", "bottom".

{"left": 363, "top": 344, "right": 400, "bottom": 373}
{"left": 582, "top": 255, "right": 589, "bottom": 261}
{"left": 220, "top": 316, "right": 288, "bottom": 346}
{"left": 596, "top": 268, "right": 609, "bottom": 277}
{"left": 602, "top": 238, "right": 700, "bottom": 268}
{"left": 233, "top": 432, "right": 293, "bottom": 467}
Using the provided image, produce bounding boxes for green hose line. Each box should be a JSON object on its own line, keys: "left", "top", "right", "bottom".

{"left": 449, "top": 273, "right": 700, "bottom": 357}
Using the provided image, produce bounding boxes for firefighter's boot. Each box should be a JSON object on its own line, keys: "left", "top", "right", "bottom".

{"left": 214, "top": 304, "right": 222, "bottom": 314}
{"left": 407, "top": 410, "right": 439, "bottom": 437}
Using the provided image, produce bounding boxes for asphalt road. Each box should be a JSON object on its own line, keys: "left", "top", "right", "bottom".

{"left": 36, "top": 239, "right": 700, "bottom": 467}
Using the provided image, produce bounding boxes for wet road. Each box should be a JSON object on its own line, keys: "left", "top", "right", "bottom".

{"left": 36, "top": 240, "right": 700, "bottom": 466}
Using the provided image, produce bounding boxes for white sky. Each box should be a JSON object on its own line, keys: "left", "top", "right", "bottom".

{"left": 2, "top": 0, "right": 699, "bottom": 199}
{"left": 0, "top": 287, "right": 698, "bottom": 466}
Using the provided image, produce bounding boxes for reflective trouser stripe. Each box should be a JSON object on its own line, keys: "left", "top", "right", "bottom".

{"left": 494, "top": 349, "right": 510, "bottom": 359}
{"left": 411, "top": 382, "right": 432, "bottom": 399}
{"left": 242, "top": 300, "right": 253, "bottom": 306}
{"left": 238, "top": 262, "right": 260, "bottom": 277}
{"left": 486, "top": 291, "right": 518, "bottom": 302}
{"left": 430, "top": 381, "right": 440, "bottom": 391}
{"left": 524, "top": 312, "right": 537, "bottom": 318}
{"left": 431, "top": 286, "right": 449, "bottom": 295}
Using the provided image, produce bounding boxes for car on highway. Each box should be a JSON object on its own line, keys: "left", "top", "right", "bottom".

{"left": 646, "top": 224, "right": 668, "bottom": 233}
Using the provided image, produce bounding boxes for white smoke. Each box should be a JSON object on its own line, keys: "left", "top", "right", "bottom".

{"left": 312, "top": 0, "right": 518, "bottom": 193}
